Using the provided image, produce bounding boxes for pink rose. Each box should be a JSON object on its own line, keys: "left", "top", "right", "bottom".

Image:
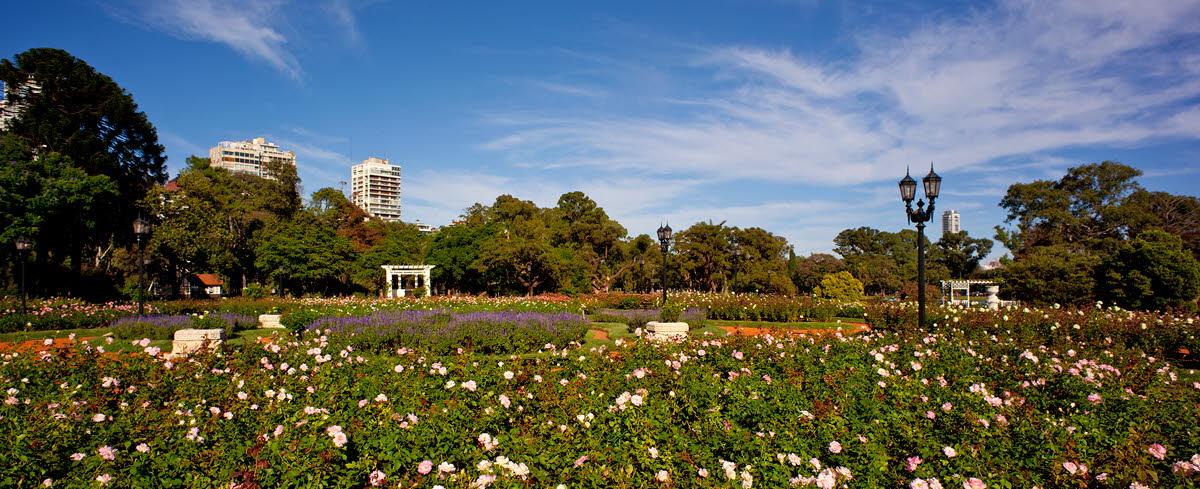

{"left": 418, "top": 460, "right": 433, "bottom": 474}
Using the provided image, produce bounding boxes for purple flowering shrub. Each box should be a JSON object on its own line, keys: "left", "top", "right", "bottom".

{"left": 307, "top": 310, "right": 590, "bottom": 355}
{"left": 109, "top": 313, "right": 257, "bottom": 340}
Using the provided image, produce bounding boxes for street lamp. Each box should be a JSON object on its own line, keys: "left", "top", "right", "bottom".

{"left": 133, "top": 217, "right": 151, "bottom": 316}
{"left": 899, "top": 164, "right": 941, "bottom": 329}
{"left": 15, "top": 237, "right": 31, "bottom": 326}
{"left": 657, "top": 223, "right": 672, "bottom": 304}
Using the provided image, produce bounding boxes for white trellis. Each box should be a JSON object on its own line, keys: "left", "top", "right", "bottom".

{"left": 382, "top": 265, "right": 435, "bottom": 298}
{"left": 941, "top": 279, "right": 1002, "bottom": 309}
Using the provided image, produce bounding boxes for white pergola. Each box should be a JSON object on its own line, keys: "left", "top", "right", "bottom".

{"left": 941, "top": 279, "right": 1000, "bottom": 308}
{"left": 382, "top": 265, "right": 435, "bottom": 298}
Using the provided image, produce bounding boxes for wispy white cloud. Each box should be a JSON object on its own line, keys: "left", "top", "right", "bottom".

{"left": 106, "top": 0, "right": 369, "bottom": 81}
{"left": 485, "top": 0, "right": 1200, "bottom": 188}
{"left": 526, "top": 81, "right": 607, "bottom": 99}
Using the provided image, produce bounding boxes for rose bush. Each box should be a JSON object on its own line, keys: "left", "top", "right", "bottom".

{"left": 2, "top": 302, "right": 1198, "bottom": 488}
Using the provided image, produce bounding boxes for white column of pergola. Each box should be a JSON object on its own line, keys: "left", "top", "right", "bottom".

{"left": 381, "top": 265, "right": 436, "bottom": 298}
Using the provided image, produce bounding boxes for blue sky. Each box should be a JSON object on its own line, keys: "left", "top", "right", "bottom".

{"left": 4, "top": 0, "right": 1199, "bottom": 260}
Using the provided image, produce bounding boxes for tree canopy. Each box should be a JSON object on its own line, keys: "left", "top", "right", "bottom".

{"left": 1, "top": 48, "right": 167, "bottom": 296}
{"left": 995, "top": 162, "right": 1200, "bottom": 309}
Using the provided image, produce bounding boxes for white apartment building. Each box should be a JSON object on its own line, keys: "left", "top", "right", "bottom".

{"left": 351, "top": 157, "right": 402, "bottom": 222}
{"left": 942, "top": 210, "right": 961, "bottom": 236}
{"left": 208, "top": 137, "right": 296, "bottom": 180}
{"left": 0, "top": 76, "right": 42, "bottom": 131}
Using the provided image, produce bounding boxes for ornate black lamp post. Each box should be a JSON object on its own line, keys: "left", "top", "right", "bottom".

{"left": 133, "top": 217, "right": 151, "bottom": 316}
{"left": 657, "top": 223, "right": 672, "bottom": 303}
{"left": 15, "top": 237, "right": 31, "bottom": 326}
{"left": 899, "top": 165, "right": 941, "bottom": 329}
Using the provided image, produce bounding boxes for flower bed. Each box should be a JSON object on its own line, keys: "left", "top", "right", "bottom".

{"left": 2, "top": 311, "right": 1198, "bottom": 488}
{"left": 109, "top": 313, "right": 260, "bottom": 340}
{"left": 307, "top": 310, "right": 591, "bottom": 355}
{"left": 866, "top": 301, "right": 1200, "bottom": 358}
{"left": 0, "top": 298, "right": 150, "bottom": 333}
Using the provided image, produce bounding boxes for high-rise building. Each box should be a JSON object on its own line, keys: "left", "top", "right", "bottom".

{"left": 208, "top": 137, "right": 296, "bottom": 180}
{"left": 351, "top": 157, "right": 402, "bottom": 222}
{"left": 0, "top": 76, "right": 42, "bottom": 131}
{"left": 942, "top": 210, "right": 961, "bottom": 236}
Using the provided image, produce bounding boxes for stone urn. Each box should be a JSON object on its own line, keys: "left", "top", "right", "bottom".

{"left": 985, "top": 285, "right": 1000, "bottom": 310}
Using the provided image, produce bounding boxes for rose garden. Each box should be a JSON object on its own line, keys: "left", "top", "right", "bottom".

{"left": 1, "top": 293, "right": 1197, "bottom": 488}
{"left": 4, "top": 47, "right": 1200, "bottom": 489}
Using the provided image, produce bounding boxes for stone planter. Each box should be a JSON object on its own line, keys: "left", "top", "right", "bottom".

{"left": 171, "top": 328, "right": 226, "bottom": 355}
{"left": 258, "top": 314, "right": 283, "bottom": 329}
{"left": 645, "top": 321, "right": 689, "bottom": 341}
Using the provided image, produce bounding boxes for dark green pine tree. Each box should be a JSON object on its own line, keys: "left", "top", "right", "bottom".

{"left": 1, "top": 48, "right": 167, "bottom": 277}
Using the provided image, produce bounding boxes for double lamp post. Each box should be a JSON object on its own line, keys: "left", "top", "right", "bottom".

{"left": 899, "top": 165, "right": 941, "bottom": 329}
{"left": 657, "top": 223, "right": 672, "bottom": 304}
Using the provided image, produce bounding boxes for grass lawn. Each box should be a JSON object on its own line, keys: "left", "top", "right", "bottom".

{"left": 582, "top": 322, "right": 729, "bottom": 350}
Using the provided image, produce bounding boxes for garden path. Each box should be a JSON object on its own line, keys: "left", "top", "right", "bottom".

{"left": 0, "top": 336, "right": 94, "bottom": 354}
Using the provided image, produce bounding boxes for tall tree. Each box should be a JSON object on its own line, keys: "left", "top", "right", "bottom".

{"left": 1095, "top": 231, "right": 1200, "bottom": 311}
{"left": 729, "top": 227, "right": 796, "bottom": 294}
{"left": 792, "top": 253, "right": 846, "bottom": 293}
{"left": 997, "top": 161, "right": 1143, "bottom": 254}
{"left": 934, "top": 231, "right": 994, "bottom": 278}
{"left": 1126, "top": 191, "right": 1200, "bottom": 261}
{"left": 1, "top": 48, "right": 166, "bottom": 276}
{"left": 996, "top": 245, "right": 1100, "bottom": 306}
{"left": 551, "top": 191, "right": 630, "bottom": 293}
{"left": 255, "top": 213, "right": 357, "bottom": 296}
{"left": 427, "top": 224, "right": 497, "bottom": 294}
{"left": 476, "top": 221, "right": 561, "bottom": 296}
{"left": 310, "top": 187, "right": 382, "bottom": 251}
{"left": 0, "top": 135, "right": 119, "bottom": 297}
{"left": 675, "top": 221, "right": 734, "bottom": 293}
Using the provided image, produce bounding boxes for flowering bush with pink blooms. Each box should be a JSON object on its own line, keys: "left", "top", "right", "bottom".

{"left": 866, "top": 301, "right": 1200, "bottom": 357}
{"left": 0, "top": 298, "right": 154, "bottom": 333}
{"left": 3, "top": 302, "right": 1200, "bottom": 488}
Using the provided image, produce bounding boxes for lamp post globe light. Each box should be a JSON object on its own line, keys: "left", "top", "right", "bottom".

{"left": 15, "top": 237, "right": 31, "bottom": 326}
{"left": 133, "top": 217, "right": 151, "bottom": 316}
{"left": 657, "top": 223, "right": 672, "bottom": 304}
{"left": 899, "top": 165, "right": 941, "bottom": 329}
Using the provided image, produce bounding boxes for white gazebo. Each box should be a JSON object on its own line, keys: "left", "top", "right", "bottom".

{"left": 382, "top": 265, "right": 435, "bottom": 298}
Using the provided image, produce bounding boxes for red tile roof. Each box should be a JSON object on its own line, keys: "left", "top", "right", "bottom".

{"left": 196, "top": 274, "right": 223, "bottom": 286}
